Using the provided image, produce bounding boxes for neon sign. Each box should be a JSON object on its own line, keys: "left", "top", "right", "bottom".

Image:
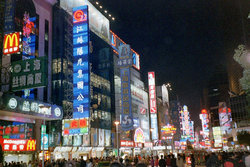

{"left": 3, "top": 32, "right": 21, "bottom": 55}
{"left": 0, "top": 139, "right": 36, "bottom": 151}
{"left": 72, "top": 6, "right": 90, "bottom": 118}
{"left": 62, "top": 118, "right": 88, "bottom": 136}
{"left": 134, "top": 128, "right": 145, "bottom": 143}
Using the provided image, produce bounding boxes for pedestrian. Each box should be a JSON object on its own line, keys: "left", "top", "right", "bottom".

{"left": 177, "top": 154, "right": 184, "bottom": 167}
{"left": 171, "top": 155, "right": 177, "bottom": 167}
{"left": 190, "top": 154, "right": 195, "bottom": 167}
{"left": 159, "top": 155, "right": 166, "bottom": 167}
{"left": 245, "top": 152, "right": 250, "bottom": 167}
{"left": 80, "top": 156, "right": 86, "bottom": 167}
{"left": 154, "top": 156, "right": 159, "bottom": 167}
{"left": 166, "top": 155, "right": 171, "bottom": 167}
{"left": 150, "top": 156, "right": 154, "bottom": 167}
{"left": 206, "top": 153, "right": 219, "bottom": 167}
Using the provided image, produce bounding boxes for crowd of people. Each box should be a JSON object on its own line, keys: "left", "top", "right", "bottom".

{"left": 1, "top": 151, "right": 250, "bottom": 167}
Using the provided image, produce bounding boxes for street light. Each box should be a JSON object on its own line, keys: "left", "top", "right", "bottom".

{"left": 114, "top": 121, "right": 120, "bottom": 159}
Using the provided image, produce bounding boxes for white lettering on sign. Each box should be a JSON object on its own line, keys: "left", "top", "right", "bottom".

{"left": 23, "top": 62, "right": 30, "bottom": 72}
{"left": 33, "top": 59, "right": 41, "bottom": 70}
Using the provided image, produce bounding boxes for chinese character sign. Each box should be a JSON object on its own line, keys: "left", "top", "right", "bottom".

{"left": 148, "top": 72, "right": 157, "bottom": 114}
{"left": 148, "top": 72, "right": 158, "bottom": 140}
{"left": 0, "top": 139, "right": 36, "bottom": 151}
{"left": 62, "top": 118, "right": 88, "bottom": 135}
{"left": 4, "top": 0, "right": 15, "bottom": 33}
{"left": 72, "top": 6, "right": 90, "bottom": 119}
{"left": 119, "top": 44, "right": 134, "bottom": 131}
{"left": 11, "top": 57, "right": 47, "bottom": 91}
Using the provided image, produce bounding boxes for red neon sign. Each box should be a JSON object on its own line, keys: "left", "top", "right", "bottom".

{"left": 148, "top": 72, "right": 157, "bottom": 114}
{"left": 0, "top": 139, "right": 36, "bottom": 151}
{"left": 3, "top": 32, "right": 21, "bottom": 55}
{"left": 73, "top": 10, "right": 87, "bottom": 23}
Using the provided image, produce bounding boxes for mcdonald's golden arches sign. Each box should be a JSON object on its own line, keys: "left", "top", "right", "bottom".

{"left": 3, "top": 32, "right": 21, "bottom": 55}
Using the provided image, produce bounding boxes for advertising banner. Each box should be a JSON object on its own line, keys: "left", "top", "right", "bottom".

{"left": 11, "top": 57, "right": 47, "bottom": 91}
{"left": 119, "top": 45, "right": 134, "bottom": 131}
{"left": 148, "top": 72, "right": 157, "bottom": 114}
{"left": 72, "top": 6, "right": 90, "bottom": 119}
{"left": 99, "top": 129, "right": 104, "bottom": 146}
{"left": 2, "top": 94, "right": 63, "bottom": 120}
{"left": 62, "top": 118, "right": 88, "bottom": 136}
{"left": 60, "top": 0, "right": 110, "bottom": 43}
{"left": 22, "top": 15, "right": 36, "bottom": 58}
{"left": 4, "top": 0, "right": 15, "bottom": 33}
{"left": 218, "top": 102, "right": 232, "bottom": 136}
{"left": 148, "top": 72, "right": 158, "bottom": 140}
{"left": 110, "top": 31, "right": 140, "bottom": 70}
{"left": 120, "top": 140, "right": 134, "bottom": 147}
{"left": 0, "top": 124, "right": 33, "bottom": 139}
{"left": 134, "top": 128, "right": 145, "bottom": 143}
{"left": 213, "top": 127, "right": 222, "bottom": 147}
{"left": 41, "top": 134, "right": 48, "bottom": 150}
{"left": 0, "top": 139, "right": 36, "bottom": 151}
{"left": 3, "top": 32, "right": 21, "bottom": 55}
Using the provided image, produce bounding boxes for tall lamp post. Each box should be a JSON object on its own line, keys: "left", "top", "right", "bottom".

{"left": 114, "top": 121, "right": 120, "bottom": 159}
{"left": 39, "top": 106, "right": 50, "bottom": 167}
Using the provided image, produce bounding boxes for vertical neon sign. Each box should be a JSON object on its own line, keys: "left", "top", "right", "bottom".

{"left": 72, "top": 6, "right": 90, "bottom": 118}
{"left": 148, "top": 72, "right": 158, "bottom": 140}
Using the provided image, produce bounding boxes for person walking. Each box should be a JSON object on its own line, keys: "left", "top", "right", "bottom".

{"left": 159, "top": 155, "right": 166, "bottom": 167}
{"left": 190, "top": 154, "right": 195, "bottom": 167}
{"left": 176, "top": 154, "right": 184, "bottom": 167}
{"left": 166, "top": 155, "right": 171, "bottom": 167}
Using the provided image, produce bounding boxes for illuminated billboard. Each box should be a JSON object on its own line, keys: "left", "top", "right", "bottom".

{"left": 134, "top": 128, "right": 145, "bottom": 143}
{"left": 22, "top": 14, "right": 36, "bottom": 58}
{"left": 110, "top": 31, "right": 140, "bottom": 70}
{"left": 62, "top": 118, "right": 88, "bottom": 136}
{"left": 200, "top": 109, "right": 209, "bottom": 139}
{"left": 148, "top": 72, "right": 157, "bottom": 114}
{"left": 11, "top": 57, "right": 47, "bottom": 91}
{"left": 3, "top": 32, "right": 21, "bottom": 55}
{"left": 148, "top": 72, "right": 158, "bottom": 140}
{"left": 213, "top": 127, "right": 222, "bottom": 147}
{"left": 119, "top": 44, "right": 134, "bottom": 131}
{"left": 0, "top": 139, "right": 36, "bottom": 151}
{"left": 72, "top": 6, "right": 90, "bottom": 118}
{"left": 218, "top": 102, "right": 232, "bottom": 136}
{"left": 60, "top": 0, "right": 110, "bottom": 43}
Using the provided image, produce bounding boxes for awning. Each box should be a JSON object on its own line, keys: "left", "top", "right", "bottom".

{"left": 92, "top": 147, "right": 104, "bottom": 152}
{"left": 152, "top": 146, "right": 166, "bottom": 150}
{"left": 53, "top": 147, "right": 72, "bottom": 153}
{"left": 77, "top": 147, "right": 92, "bottom": 153}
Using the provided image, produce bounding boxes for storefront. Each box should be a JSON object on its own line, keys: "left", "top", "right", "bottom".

{"left": 120, "top": 140, "right": 134, "bottom": 158}
{"left": 142, "top": 142, "right": 153, "bottom": 156}
{"left": 53, "top": 147, "right": 72, "bottom": 160}
{"left": 77, "top": 147, "right": 92, "bottom": 160}
{"left": 92, "top": 147, "right": 104, "bottom": 158}
{"left": 134, "top": 142, "right": 143, "bottom": 156}
{"left": 0, "top": 139, "right": 36, "bottom": 163}
{"left": 152, "top": 146, "right": 166, "bottom": 156}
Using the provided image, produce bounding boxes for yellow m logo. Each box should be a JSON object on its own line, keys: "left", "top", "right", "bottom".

{"left": 3, "top": 32, "right": 20, "bottom": 54}
{"left": 26, "top": 140, "right": 36, "bottom": 151}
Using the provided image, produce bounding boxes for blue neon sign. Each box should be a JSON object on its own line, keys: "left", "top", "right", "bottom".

{"left": 72, "top": 6, "right": 90, "bottom": 118}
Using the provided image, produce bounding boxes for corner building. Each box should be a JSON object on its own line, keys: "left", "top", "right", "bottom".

{"left": 0, "top": 0, "right": 63, "bottom": 163}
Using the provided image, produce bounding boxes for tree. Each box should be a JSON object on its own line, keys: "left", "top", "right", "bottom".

{"left": 233, "top": 45, "right": 250, "bottom": 117}
{"left": 237, "top": 131, "right": 250, "bottom": 146}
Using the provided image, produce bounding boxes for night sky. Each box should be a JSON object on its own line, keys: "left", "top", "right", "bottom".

{"left": 96, "top": 0, "right": 248, "bottom": 125}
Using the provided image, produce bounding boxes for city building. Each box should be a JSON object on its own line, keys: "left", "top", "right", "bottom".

{"left": 0, "top": 0, "right": 63, "bottom": 163}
